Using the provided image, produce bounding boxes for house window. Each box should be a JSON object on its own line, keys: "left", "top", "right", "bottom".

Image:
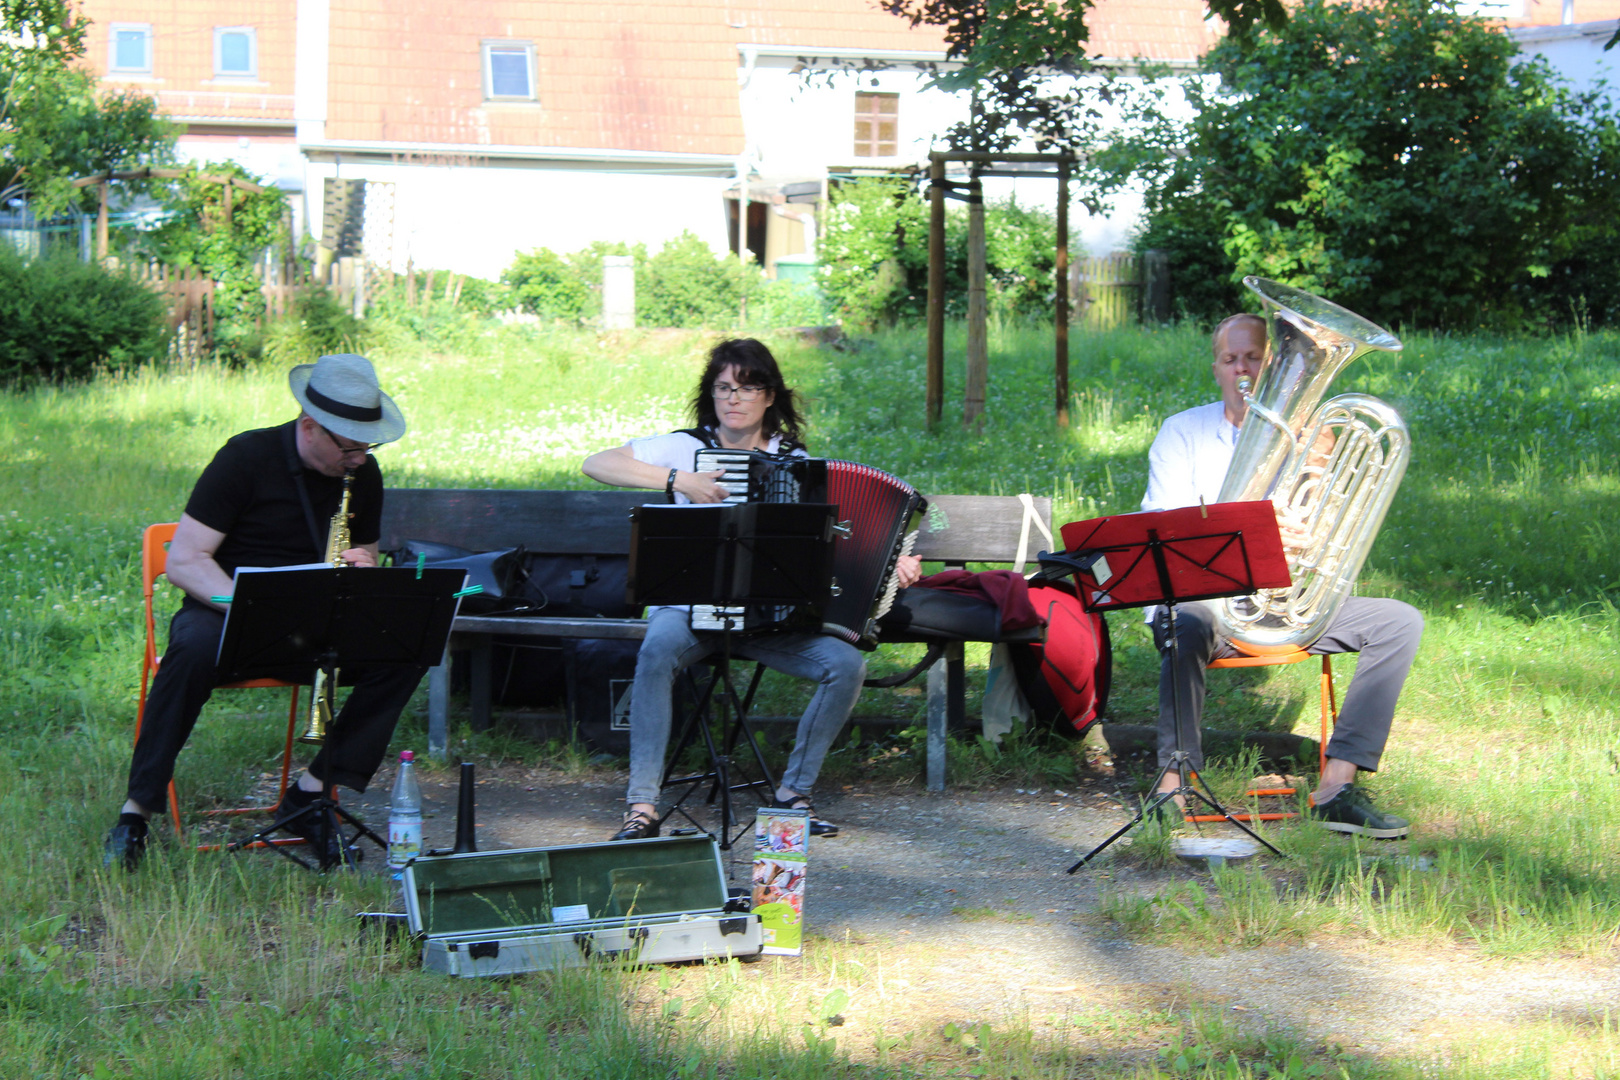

{"left": 853, "top": 92, "right": 899, "bottom": 157}
{"left": 483, "top": 41, "right": 536, "bottom": 100}
{"left": 110, "top": 23, "right": 152, "bottom": 74}
{"left": 214, "top": 27, "right": 257, "bottom": 78}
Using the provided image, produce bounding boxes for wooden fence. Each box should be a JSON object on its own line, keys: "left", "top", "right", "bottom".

{"left": 1071, "top": 251, "right": 1172, "bottom": 327}
{"left": 121, "top": 261, "right": 317, "bottom": 361}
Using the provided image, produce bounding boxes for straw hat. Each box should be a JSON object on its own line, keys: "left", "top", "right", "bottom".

{"left": 288, "top": 354, "right": 406, "bottom": 445}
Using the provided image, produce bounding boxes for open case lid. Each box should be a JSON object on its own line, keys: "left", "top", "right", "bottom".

{"left": 403, "top": 836, "right": 729, "bottom": 938}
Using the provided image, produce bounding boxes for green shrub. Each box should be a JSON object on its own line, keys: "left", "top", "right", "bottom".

{"left": 261, "top": 287, "right": 366, "bottom": 366}
{"left": 638, "top": 232, "right": 755, "bottom": 328}
{"left": 502, "top": 233, "right": 791, "bottom": 329}
{"left": 138, "top": 161, "right": 289, "bottom": 362}
{"left": 0, "top": 245, "right": 170, "bottom": 384}
{"left": 1128, "top": 0, "right": 1620, "bottom": 330}
{"left": 817, "top": 177, "right": 1062, "bottom": 328}
{"left": 745, "top": 278, "right": 831, "bottom": 329}
{"left": 503, "top": 248, "right": 594, "bottom": 320}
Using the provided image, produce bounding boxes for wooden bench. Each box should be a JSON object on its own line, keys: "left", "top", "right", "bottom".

{"left": 380, "top": 489, "right": 1052, "bottom": 791}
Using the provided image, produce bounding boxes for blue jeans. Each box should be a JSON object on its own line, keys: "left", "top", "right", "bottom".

{"left": 625, "top": 607, "right": 867, "bottom": 806}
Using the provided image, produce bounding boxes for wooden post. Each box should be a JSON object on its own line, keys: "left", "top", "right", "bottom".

{"left": 1055, "top": 160, "right": 1071, "bottom": 428}
{"left": 96, "top": 180, "right": 109, "bottom": 263}
{"left": 926, "top": 154, "right": 946, "bottom": 428}
{"left": 963, "top": 174, "right": 987, "bottom": 428}
{"left": 223, "top": 181, "right": 234, "bottom": 228}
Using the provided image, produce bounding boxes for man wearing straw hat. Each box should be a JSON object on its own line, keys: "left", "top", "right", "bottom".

{"left": 104, "top": 354, "right": 422, "bottom": 871}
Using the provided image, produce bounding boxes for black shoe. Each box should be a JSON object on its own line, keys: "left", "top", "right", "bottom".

{"left": 611, "top": 809, "right": 660, "bottom": 842}
{"left": 280, "top": 788, "right": 360, "bottom": 869}
{"left": 1308, "top": 785, "right": 1410, "bottom": 839}
{"left": 103, "top": 815, "right": 149, "bottom": 871}
{"left": 770, "top": 797, "right": 839, "bottom": 838}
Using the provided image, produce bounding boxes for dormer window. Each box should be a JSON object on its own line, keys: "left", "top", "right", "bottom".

{"left": 483, "top": 41, "right": 537, "bottom": 101}
{"left": 215, "top": 27, "right": 257, "bottom": 78}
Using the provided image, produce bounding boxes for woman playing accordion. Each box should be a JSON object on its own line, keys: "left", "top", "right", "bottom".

{"left": 582, "top": 338, "right": 921, "bottom": 841}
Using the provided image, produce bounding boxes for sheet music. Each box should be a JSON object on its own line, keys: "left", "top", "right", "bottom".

{"left": 216, "top": 564, "right": 337, "bottom": 663}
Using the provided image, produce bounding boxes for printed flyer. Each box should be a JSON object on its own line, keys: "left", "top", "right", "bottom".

{"left": 751, "top": 806, "right": 809, "bottom": 955}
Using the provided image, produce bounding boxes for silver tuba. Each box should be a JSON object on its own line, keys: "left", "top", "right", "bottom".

{"left": 1215, "top": 277, "right": 1411, "bottom": 655}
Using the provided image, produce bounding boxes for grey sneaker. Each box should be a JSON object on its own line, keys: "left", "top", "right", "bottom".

{"left": 1308, "top": 785, "right": 1409, "bottom": 839}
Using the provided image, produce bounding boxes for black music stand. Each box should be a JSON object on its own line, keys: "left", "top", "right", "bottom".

{"left": 628, "top": 503, "right": 836, "bottom": 851}
{"left": 1035, "top": 501, "right": 1293, "bottom": 873}
{"left": 215, "top": 565, "right": 464, "bottom": 871}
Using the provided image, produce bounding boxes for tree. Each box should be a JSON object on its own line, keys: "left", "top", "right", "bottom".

{"left": 817, "top": 177, "right": 1058, "bottom": 327}
{"left": 0, "top": 3, "right": 173, "bottom": 215}
{"left": 141, "top": 162, "right": 289, "bottom": 359}
{"left": 1131, "top": 0, "right": 1620, "bottom": 329}
{"left": 876, "top": 0, "right": 1284, "bottom": 161}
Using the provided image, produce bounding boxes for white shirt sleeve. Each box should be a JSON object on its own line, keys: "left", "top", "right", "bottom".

{"left": 628, "top": 431, "right": 704, "bottom": 472}
{"left": 1141, "top": 402, "right": 1237, "bottom": 512}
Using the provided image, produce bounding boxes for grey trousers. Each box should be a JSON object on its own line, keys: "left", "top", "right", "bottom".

{"left": 625, "top": 607, "right": 867, "bottom": 806}
{"left": 1156, "top": 596, "right": 1424, "bottom": 773}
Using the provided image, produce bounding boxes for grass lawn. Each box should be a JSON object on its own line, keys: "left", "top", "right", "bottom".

{"left": 1, "top": 315, "right": 1617, "bottom": 1078}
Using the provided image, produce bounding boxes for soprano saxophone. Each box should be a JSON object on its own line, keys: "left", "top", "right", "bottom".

{"left": 299, "top": 473, "right": 353, "bottom": 745}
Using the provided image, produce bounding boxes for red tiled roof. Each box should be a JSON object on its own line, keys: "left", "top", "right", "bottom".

{"left": 1503, "top": 0, "right": 1620, "bottom": 25}
{"left": 78, "top": 0, "right": 1616, "bottom": 155}
{"left": 82, "top": 0, "right": 298, "bottom": 123}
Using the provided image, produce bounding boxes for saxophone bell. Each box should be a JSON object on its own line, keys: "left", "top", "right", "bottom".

{"left": 298, "top": 668, "right": 333, "bottom": 745}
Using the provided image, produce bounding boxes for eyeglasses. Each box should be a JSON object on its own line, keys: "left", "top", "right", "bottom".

{"left": 711, "top": 383, "right": 767, "bottom": 401}
{"left": 323, "top": 427, "right": 381, "bottom": 455}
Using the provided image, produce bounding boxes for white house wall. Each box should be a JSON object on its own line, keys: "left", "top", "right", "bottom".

{"left": 744, "top": 62, "right": 1197, "bottom": 259}
{"left": 1512, "top": 21, "right": 1619, "bottom": 98}
{"left": 297, "top": 160, "right": 731, "bottom": 280}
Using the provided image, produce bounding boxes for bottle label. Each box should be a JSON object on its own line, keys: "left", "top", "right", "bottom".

{"left": 388, "top": 820, "right": 423, "bottom": 868}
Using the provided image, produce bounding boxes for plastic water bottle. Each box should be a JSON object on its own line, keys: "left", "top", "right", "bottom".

{"left": 388, "top": 750, "right": 423, "bottom": 877}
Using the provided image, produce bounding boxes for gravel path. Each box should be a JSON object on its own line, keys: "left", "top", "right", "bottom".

{"left": 339, "top": 764, "right": 1619, "bottom": 1063}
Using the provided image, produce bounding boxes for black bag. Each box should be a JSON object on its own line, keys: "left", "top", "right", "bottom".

{"left": 391, "top": 540, "right": 532, "bottom": 616}
{"left": 512, "top": 553, "right": 636, "bottom": 618}
{"left": 566, "top": 637, "right": 641, "bottom": 754}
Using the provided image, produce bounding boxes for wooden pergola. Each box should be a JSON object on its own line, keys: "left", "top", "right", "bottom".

{"left": 70, "top": 167, "right": 270, "bottom": 261}
{"left": 925, "top": 151, "right": 1078, "bottom": 429}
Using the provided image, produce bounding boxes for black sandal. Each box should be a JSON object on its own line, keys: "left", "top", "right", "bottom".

{"left": 610, "top": 808, "right": 661, "bottom": 842}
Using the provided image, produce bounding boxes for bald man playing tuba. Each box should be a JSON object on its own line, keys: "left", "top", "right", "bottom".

{"left": 1141, "top": 314, "right": 1424, "bottom": 838}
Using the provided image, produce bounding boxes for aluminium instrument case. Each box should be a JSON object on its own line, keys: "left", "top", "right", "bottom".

{"left": 402, "top": 835, "right": 762, "bottom": 976}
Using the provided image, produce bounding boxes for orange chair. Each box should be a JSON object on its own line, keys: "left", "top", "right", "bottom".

{"left": 134, "top": 523, "right": 303, "bottom": 837}
{"left": 1183, "top": 649, "right": 1338, "bottom": 822}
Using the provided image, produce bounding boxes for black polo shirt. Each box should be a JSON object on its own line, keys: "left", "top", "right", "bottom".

{"left": 184, "top": 421, "right": 385, "bottom": 576}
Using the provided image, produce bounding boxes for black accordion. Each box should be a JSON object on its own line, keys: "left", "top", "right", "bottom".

{"left": 690, "top": 449, "right": 926, "bottom": 649}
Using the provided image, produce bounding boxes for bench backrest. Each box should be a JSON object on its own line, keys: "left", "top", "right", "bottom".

{"left": 380, "top": 489, "right": 1052, "bottom": 564}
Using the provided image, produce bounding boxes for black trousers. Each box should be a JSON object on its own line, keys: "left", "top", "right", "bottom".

{"left": 125, "top": 599, "right": 427, "bottom": 814}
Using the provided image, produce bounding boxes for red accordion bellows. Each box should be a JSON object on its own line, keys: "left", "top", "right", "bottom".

{"left": 821, "top": 460, "right": 925, "bottom": 648}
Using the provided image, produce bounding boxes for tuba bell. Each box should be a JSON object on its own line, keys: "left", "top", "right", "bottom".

{"left": 1215, "top": 277, "right": 1411, "bottom": 655}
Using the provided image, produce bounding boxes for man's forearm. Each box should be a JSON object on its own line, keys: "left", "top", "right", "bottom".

{"left": 165, "top": 554, "right": 237, "bottom": 611}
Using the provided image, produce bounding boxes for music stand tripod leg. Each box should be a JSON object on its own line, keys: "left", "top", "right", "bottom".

{"left": 227, "top": 777, "right": 386, "bottom": 871}
{"left": 658, "top": 667, "right": 723, "bottom": 836}
{"left": 1067, "top": 602, "right": 1282, "bottom": 874}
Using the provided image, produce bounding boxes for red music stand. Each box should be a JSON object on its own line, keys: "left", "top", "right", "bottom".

{"left": 1036, "top": 501, "right": 1292, "bottom": 872}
